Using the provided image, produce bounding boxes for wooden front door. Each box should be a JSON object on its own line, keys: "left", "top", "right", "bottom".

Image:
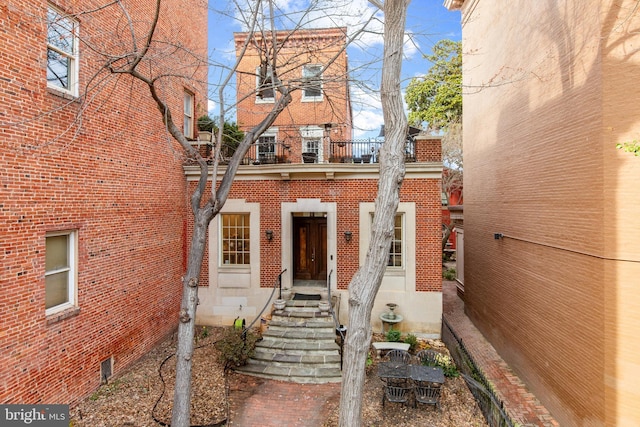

{"left": 293, "top": 217, "right": 327, "bottom": 281}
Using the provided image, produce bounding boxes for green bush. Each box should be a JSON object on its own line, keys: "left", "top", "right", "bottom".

{"left": 403, "top": 333, "right": 418, "bottom": 352}
{"left": 433, "top": 353, "right": 460, "bottom": 378}
{"left": 214, "top": 327, "right": 259, "bottom": 369}
{"left": 443, "top": 267, "right": 456, "bottom": 280}
{"left": 385, "top": 328, "right": 402, "bottom": 342}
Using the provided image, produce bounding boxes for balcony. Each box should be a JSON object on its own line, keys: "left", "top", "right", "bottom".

{"left": 194, "top": 139, "right": 418, "bottom": 165}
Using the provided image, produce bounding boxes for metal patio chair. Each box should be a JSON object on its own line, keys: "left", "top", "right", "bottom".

{"left": 386, "top": 349, "right": 411, "bottom": 364}
{"left": 382, "top": 383, "right": 413, "bottom": 407}
{"left": 416, "top": 349, "right": 440, "bottom": 367}
{"left": 414, "top": 381, "right": 442, "bottom": 410}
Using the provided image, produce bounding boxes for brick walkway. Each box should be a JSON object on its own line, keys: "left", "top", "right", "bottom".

{"left": 227, "top": 280, "right": 559, "bottom": 427}
{"left": 442, "top": 279, "right": 559, "bottom": 427}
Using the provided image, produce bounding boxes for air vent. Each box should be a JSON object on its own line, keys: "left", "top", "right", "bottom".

{"left": 100, "top": 357, "right": 113, "bottom": 383}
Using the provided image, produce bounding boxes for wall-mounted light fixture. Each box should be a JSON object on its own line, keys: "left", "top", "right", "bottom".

{"left": 344, "top": 231, "right": 353, "bottom": 242}
{"left": 493, "top": 233, "right": 503, "bottom": 240}
{"left": 265, "top": 230, "right": 274, "bottom": 241}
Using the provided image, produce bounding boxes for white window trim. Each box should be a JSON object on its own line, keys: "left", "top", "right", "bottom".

{"left": 359, "top": 202, "right": 416, "bottom": 282}
{"left": 300, "top": 126, "right": 324, "bottom": 162}
{"left": 219, "top": 213, "right": 251, "bottom": 267}
{"left": 210, "top": 200, "right": 260, "bottom": 289}
{"left": 301, "top": 64, "right": 323, "bottom": 102}
{"left": 184, "top": 90, "right": 195, "bottom": 139}
{"left": 45, "top": 230, "right": 78, "bottom": 315}
{"left": 47, "top": 5, "right": 79, "bottom": 97}
{"left": 255, "top": 66, "right": 275, "bottom": 104}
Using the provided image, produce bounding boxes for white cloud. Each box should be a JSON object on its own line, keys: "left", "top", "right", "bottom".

{"left": 350, "top": 86, "right": 383, "bottom": 138}
{"left": 208, "top": 99, "right": 216, "bottom": 115}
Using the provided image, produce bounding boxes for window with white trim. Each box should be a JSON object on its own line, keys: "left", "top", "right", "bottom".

{"left": 256, "top": 65, "right": 275, "bottom": 102}
{"left": 184, "top": 90, "right": 194, "bottom": 139}
{"left": 302, "top": 64, "right": 323, "bottom": 101}
{"left": 371, "top": 213, "right": 404, "bottom": 267}
{"left": 221, "top": 214, "right": 250, "bottom": 265}
{"left": 389, "top": 214, "right": 403, "bottom": 267}
{"left": 257, "top": 135, "right": 276, "bottom": 163}
{"left": 45, "top": 230, "right": 77, "bottom": 313}
{"left": 47, "top": 5, "right": 79, "bottom": 96}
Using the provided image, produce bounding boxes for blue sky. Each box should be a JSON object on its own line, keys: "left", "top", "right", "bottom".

{"left": 206, "top": 0, "right": 461, "bottom": 138}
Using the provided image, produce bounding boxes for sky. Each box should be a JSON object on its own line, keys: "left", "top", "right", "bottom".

{"left": 206, "top": 0, "right": 461, "bottom": 139}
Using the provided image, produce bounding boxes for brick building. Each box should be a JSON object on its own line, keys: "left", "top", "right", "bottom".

{"left": 446, "top": 0, "right": 640, "bottom": 425}
{"left": 0, "top": 0, "right": 207, "bottom": 404}
{"left": 193, "top": 28, "right": 444, "bottom": 336}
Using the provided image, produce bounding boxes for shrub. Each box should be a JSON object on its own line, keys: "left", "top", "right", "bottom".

{"left": 443, "top": 267, "right": 456, "bottom": 280}
{"left": 403, "top": 333, "right": 418, "bottom": 352}
{"left": 433, "top": 353, "right": 460, "bottom": 378}
{"left": 214, "top": 327, "right": 259, "bottom": 369}
{"left": 385, "top": 328, "right": 402, "bottom": 342}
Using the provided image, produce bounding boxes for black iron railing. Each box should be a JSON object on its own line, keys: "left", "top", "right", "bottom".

{"left": 441, "top": 317, "right": 515, "bottom": 427}
{"left": 204, "top": 139, "right": 417, "bottom": 165}
{"left": 242, "top": 269, "right": 287, "bottom": 337}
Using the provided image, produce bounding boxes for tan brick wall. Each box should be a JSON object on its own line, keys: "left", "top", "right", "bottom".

{"left": 460, "top": 1, "right": 640, "bottom": 425}
{"left": 0, "top": 0, "right": 207, "bottom": 404}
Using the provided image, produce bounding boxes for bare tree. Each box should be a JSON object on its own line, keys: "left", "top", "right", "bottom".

{"left": 339, "top": 0, "right": 410, "bottom": 425}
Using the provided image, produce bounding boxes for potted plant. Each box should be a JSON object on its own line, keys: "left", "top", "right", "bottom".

{"left": 197, "top": 114, "right": 214, "bottom": 142}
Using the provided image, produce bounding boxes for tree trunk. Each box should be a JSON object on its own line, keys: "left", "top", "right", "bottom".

{"left": 171, "top": 206, "right": 214, "bottom": 427}
{"left": 338, "top": 1, "right": 409, "bottom": 425}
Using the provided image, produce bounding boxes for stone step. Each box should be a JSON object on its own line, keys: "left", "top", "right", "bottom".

{"left": 252, "top": 348, "right": 342, "bottom": 365}
{"left": 237, "top": 300, "right": 342, "bottom": 384}
{"left": 262, "top": 328, "right": 337, "bottom": 341}
{"left": 236, "top": 360, "right": 342, "bottom": 384}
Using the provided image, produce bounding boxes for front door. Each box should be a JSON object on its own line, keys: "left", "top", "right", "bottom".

{"left": 293, "top": 216, "right": 327, "bottom": 281}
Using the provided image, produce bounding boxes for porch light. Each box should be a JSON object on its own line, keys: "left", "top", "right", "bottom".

{"left": 265, "top": 230, "right": 274, "bottom": 241}
{"left": 344, "top": 231, "right": 353, "bottom": 242}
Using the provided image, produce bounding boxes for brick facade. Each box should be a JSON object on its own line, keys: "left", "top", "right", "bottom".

{"left": 452, "top": 0, "right": 640, "bottom": 425}
{"left": 0, "top": 0, "right": 207, "bottom": 404}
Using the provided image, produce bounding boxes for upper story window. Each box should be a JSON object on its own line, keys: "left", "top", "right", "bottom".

{"left": 184, "top": 90, "right": 194, "bottom": 139}
{"left": 47, "top": 5, "right": 79, "bottom": 96}
{"left": 221, "top": 214, "right": 250, "bottom": 266}
{"left": 45, "top": 230, "right": 77, "bottom": 314}
{"left": 302, "top": 64, "right": 323, "bottom": 101}
{"left": 256, "top": 65, "right": 275, "bottom": 102}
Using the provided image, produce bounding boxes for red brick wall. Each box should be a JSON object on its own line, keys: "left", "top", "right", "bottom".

{"left": 188, "top": 176, "right": 442, "bottom": 293}
{"left": 235, "top": 28, "right": 352, "bottom": 143}
{"left": 0, "top": 0, "right": 206, "bottom": 405}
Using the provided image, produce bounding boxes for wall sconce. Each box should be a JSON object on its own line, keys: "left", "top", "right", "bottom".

{"left": 493, "top": 233, "right": 503, "bottom": 240}
{"left": 265, "top": 230, "right": 274, "bottom": 241}
{"left": 344, "top": 231, "right": 353, "bottom": 242}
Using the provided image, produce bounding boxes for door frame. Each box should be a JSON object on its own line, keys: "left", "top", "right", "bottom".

{"left": 280, "top": 200, "right": 337, "bottom": 290}
{"left": 292, "top": 215, "right": 328, "bottom": 282}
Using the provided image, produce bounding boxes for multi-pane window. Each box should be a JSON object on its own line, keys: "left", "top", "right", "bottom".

{"left": 221, "top": 214, "right": 250, "bottom": 265}
{"left": 370, "top": 213, "right": 403, "bottom": 267}
{"left": 47, "top": 6, "right": 78, "bottom": 96}
{"left": 388, "top": 214, "right": 403, "bottom": 267}
{"left": 258, "top": 135, "right": 276, "bottom": 161}
{"left": 302, "top": 138, "right": 320, "bottom": 163}
{"left": 302, "top": 64, "right": 322, "bottom": 100}
{"left": 256, "top": 66, "right": 275, "bottom": 101}
{"left": 183, "top": 90, "right": 194, "bottom": 139}
{"left": 45, "top": 231, "right": 76, "bottom": 313}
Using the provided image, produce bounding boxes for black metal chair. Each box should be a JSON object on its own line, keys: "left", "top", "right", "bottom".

{"left": 386, "top": 349, "right": 411, "bottom": 364}
{"left": 382, "top": 384, "right": 413, "bottom": 407}
{"left": 413, "top": 381, "right": 442, "bottom": 410}
{"left": 416, "top": 349, "right": 440, "bottom": 367}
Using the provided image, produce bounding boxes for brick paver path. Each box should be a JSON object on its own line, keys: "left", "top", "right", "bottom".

{"left": 227, "top": 373, "right": 340, "bottom": 427}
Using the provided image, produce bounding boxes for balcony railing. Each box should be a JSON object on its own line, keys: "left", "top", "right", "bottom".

{"left": 197, "top": 138, "right": 417, "bottom": 165}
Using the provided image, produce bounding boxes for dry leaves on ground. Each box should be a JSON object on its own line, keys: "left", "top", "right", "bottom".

{"left": 72, "top": 327, "right": 487, "bottom": 427}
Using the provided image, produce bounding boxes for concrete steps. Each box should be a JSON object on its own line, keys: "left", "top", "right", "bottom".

{"left": 236, "top": 299, "right": 343, "bottom": 384}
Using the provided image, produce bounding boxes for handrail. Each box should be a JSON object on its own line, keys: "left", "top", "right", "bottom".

{"left": 326, "top": 270, "right": 347, "bottom": 370}
{"left": 242, "top": 269, "right": 287, "bottom": 337}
